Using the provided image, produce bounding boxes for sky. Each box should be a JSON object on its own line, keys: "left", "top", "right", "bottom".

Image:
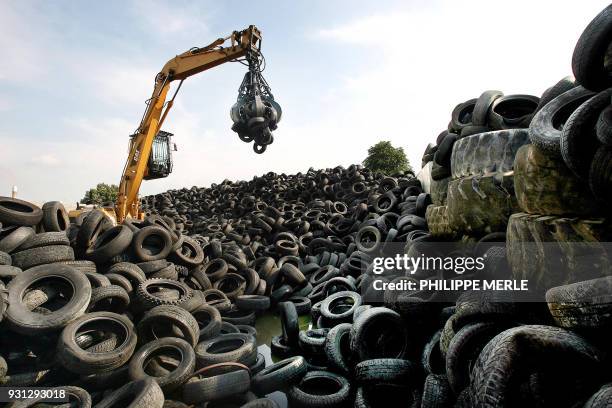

{"left": 0, "top": 0, "right": 610, "bottom": 206}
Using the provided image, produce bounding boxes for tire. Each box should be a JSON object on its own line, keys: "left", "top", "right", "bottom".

{"left": 42, "top": 201, "right": 70, "bottom": 232}
{"left": 323, "top": 323, "right": 352, "bottom": 375}
{"left": 0, "top": 251, "right": 10, "bottom": 266}
{"left": 431, "top": 162, "right": 451, "bottom": 181}
{"left": 235, "top": 295, "right": 270, "bottom": 311}
{"left": 136, "top": 260, "right": 169, "bottom": 274}
{"left": 446, "top": 174, "right": 518, "bottom": 236}
{"left": 0, "top": 226, "right": 35, "bottom": 254}
{"left": 57, "top": 311, "right": 136, "bottom": 374}
{"left": 584, "top": 384, "right": 612, "bottom": 408}
{"left": 251, "top": 356, "right": 307, "bottom": 396}
{"left": 221, "top": 307, "right": 256, "bottom": 326}
{"left": 561, "top": 88, "right": 612, "bottom": 178}
{"left": 589, "top": 145, "right": 612, "bottom": 201}
{"left": 104, "top": 273, "right": 133, "bottom": 294}
{"left": 469, "top": 325, "right": 602, "bottom": 407}
{"left": 285, "top": 296, "right": 310, "bottom": 315}
{"left": 132, "top": 226, "right": 173, "bottom": 262}
{"left": 8, "top": 386, "right": 92, "bottom": 408}
{"left": 202, "top": 259, "right": 228, "bottom": 282}
{"left": 287, "top": 371, "right": 350, "bottom": 408}
{"left": 171, "top": 236, "right": 204, "bottom": 267}
{"left": 430, "top": 177, "right": 450, "bottom": 206}
{"left": 422, "top": 330, "right": 444, "bottom": 376}
{"left": 106, "top": 262, "right": 146, "bottom": 288}
{"left": 11, "top": 245, "right": 75, "bottom": 270}
{"left": 507, "top": 213, "right": 612, "bottom": 294}
{"left": 421, "top": 374, "right": 453, "bottom": 408}
{"left": 279, "top": 301, "right": 299, "bottom": 346}
{"left": 298, "top": 328, "right": 328, "bottom": 355}
{"left": 425, "top": 205, "right": 456, "bottom": 238}
{"left": 87, "top": 285, "right": 130, "bottom": 313}
{"left": 0, "top": 265, "right": 20, "bottom": 282}
{"left": 250, "top": 352, "right": 266, "bottom": 376}
{"left": 58, "top": 260, "right": 97, "bottom": 273}
{"left": 182, "top": 367, "right": 250, "bottom": 404}
{"left": 241, "top": 399, "right": 280, "bottom": 408}
{"left": 128, "top": 337, "right": 195, "bottom": 392}
{"left": 280, "top": 263, "right": 306, "bottom": 287}
{"left": 214, "top": 273, "right": 247, "bottom": 300}
{"left": 355, "top": 227, "right": 382, "bottom": 255}
{"left": 451, "top": 98, "right": 477, "bottom": 132}
{"left": 5, "top": 264, "right": 91, "bottom": 334}
{"left": 460, "top": 124, "right": 490, "bottom": 138}
{"left": 572, "top": 4, "right": 612, "bottom": 91}
{"left": 202, "top": 288, "right": 232, "bottom": 312}
{"left": 86, "top": 225, "right": 133, "bottom": 264}
{"left": 546, "top": 276, "right": 612, "bottom": 329}
{"left": 18, "top": 231, "right": 70, "bottom": 250}
{"left": 450, "top": 129, "right": 530, "bottom": 179}
{"left": 472, "top": 90, "right": 503, "bottom": 126}
{"left": 192, "top": 304, "right": 222, "bottom": 341}
{"left": 536, "top": 76, "right": 577, "bottom": 112}
{"left": 529, "top": 86, "right": 595, "bottom": 157}
{"left": 136, "top": 278, "right": 193, "bottom": 310}
{"left": 77, "top": 210, "right": 112, "bottom": 251}
{"left": 138, "top": 305, "right": 199, "bottom": 347}
{"left": 487, "top": 94, "right": 539, "bottom": 130}
{"left": 320, "top": 291, "right": 361, "bottom": 322}
{"left": 350, "top": 307, "right": 410, "bottom": 362}
{"left": 354, "top": 358, "right": 416, "bottom": 386}
{"left": 0, "top": 197, "right": 43, "bottom": 227}
{"left": 93, "top": 378, "right": 164, "bottom": 408}
{"left": 271, "top": 334, "right": 297, "bottom": 359}
{"left": 195, "top": 333, "right": 257, "bottom": 367}
{"left": 445, "top": 322, "right": 511, "bottom": 394}
{"left": 434, "top": 133, "right": 459, "bottom": 168}
{"left": 596, "top": 105, "right": 612, "bottom": 145}
{"left": 514, "top": 144, "right": 600, "bottom": 215}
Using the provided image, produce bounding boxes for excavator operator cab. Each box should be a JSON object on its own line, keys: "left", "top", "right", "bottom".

{"left": 144, "top": 130, "right": 174, "bottom": 180}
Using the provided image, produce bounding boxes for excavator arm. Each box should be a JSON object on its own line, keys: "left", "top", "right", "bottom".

{"left": 116, "top": 26, "right": 262, "bottom": 222}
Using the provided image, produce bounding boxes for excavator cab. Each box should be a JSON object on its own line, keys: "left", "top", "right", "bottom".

{"left": 144, "top": 130, "right": 174, "bottom": 180}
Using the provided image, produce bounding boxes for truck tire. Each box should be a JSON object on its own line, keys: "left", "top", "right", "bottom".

{"left": 450, "top": 129, "right": 530, "bottom": 179}
{"left": 446, "top": 174, "right": 518, "bottom": 236}
{"left": 507, "top": 213, "right": 612, "bottom": 294}
{"left": 546, "top": 276, "right": 612, "bottom": 329}
{"left": 572, "top": 4, "right": 612, "bottom": 91}
{"left": 514, "top": 144, "right": 600, "bottom": 215}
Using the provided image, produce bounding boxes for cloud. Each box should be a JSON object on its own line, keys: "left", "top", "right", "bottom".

{"left": 312, "top": 0, "right": 612, "bottom": 171}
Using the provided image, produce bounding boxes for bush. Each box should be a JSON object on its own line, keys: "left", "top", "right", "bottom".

{"left": 363, "top": 141, "right": 412, "bottom": 175}
{"left": 81, "top": 183, "right": 119, "bottom": 205}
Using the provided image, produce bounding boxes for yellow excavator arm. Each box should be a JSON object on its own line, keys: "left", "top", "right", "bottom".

{"left": 116, "top": 25, "right": 262, "bottom": 222}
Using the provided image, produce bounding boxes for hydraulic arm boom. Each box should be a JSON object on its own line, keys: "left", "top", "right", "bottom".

{"left": 116, "top": 25, "right": 262, "bottom": 222}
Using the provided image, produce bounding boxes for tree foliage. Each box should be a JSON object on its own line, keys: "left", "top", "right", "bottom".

{"left": 363, "top": 141, "right": 412, "bottom": 175}
{"left": 81, "top": 183, "right": 119, "bottom": 205}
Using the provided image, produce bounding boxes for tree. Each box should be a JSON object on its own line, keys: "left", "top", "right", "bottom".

{"left": 363, "top": 141, "right": 412, "bottom": 175}
{"left": 81, "top": 183, "right": 119, "bottom": 205}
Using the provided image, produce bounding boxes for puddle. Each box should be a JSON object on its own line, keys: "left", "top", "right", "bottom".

{"left": 254, "top": 310, "right": 312, "bottom": 407}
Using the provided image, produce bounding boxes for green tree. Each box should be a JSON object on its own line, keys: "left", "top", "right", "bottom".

{"left": 363, "top": 141, "right": 412, "bottom": 175}
{"left": 81, "top": 183, "right": 119, "bottom": 205}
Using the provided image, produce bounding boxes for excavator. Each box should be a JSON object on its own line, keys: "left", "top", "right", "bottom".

{"left": 72, "top": 25, "right": 281, "bottom": 223}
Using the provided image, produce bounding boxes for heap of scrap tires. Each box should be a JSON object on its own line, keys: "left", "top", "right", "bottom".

{"left": 2, "top": 4, "right": 612, "bottom": 408}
